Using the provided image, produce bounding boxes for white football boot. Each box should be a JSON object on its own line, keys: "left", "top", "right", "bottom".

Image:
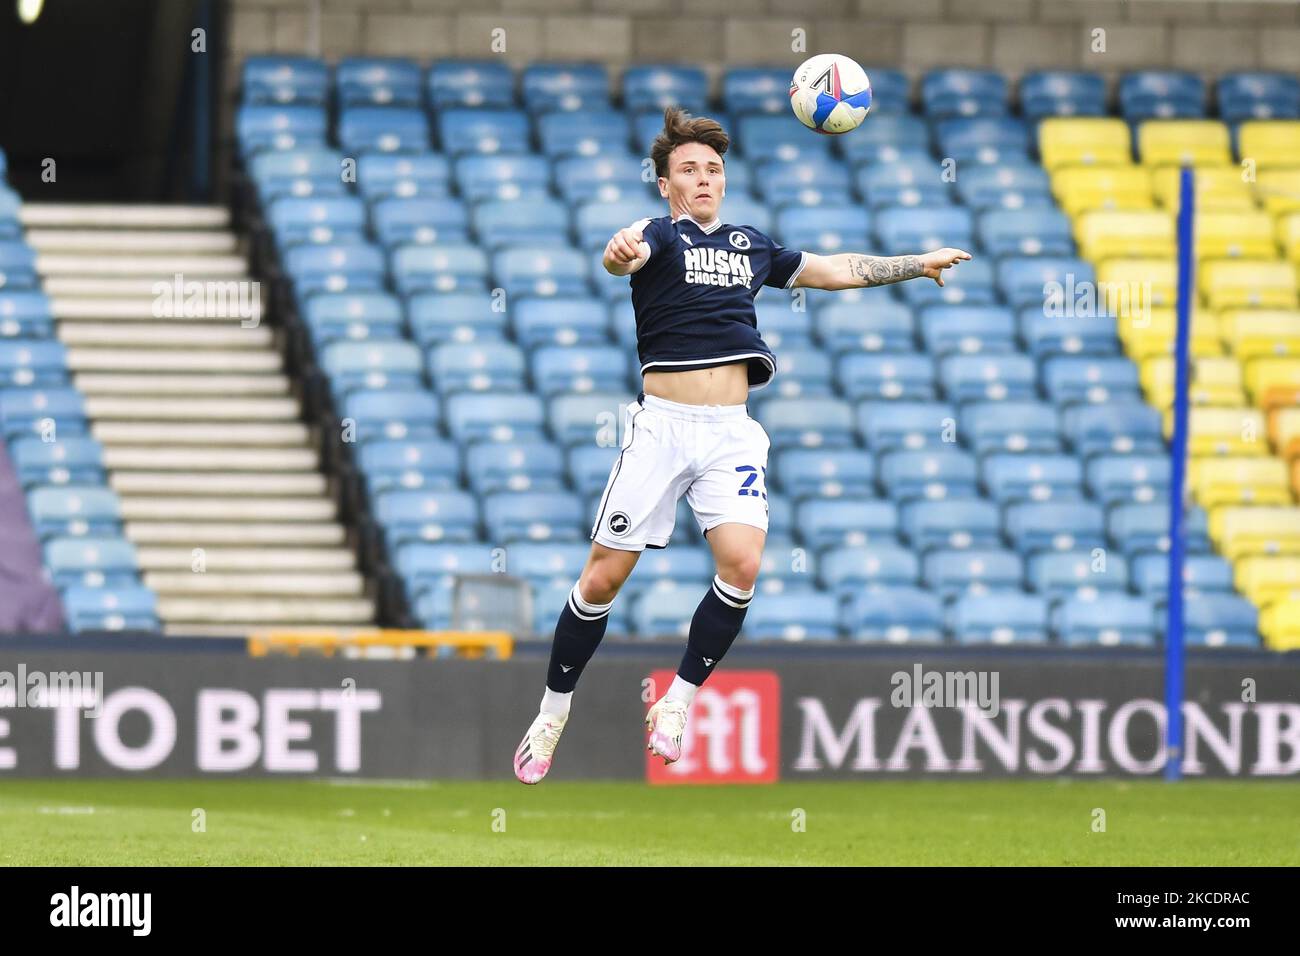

{"left": 513, "top": 711, "right": 568, "bottom": 785}
{"left": 645, "top": 696, "right": 690, "bottom": 764}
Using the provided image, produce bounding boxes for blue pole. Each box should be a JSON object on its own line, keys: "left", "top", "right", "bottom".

{"left": 1164, "top": 165, "right": 1194, "bottom": 782}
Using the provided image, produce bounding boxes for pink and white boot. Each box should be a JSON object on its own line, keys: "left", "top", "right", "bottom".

{"left": 514, "top": 711, "right": 568, "bottom": 785}
{"left": 645, "top": 696, "right": 690, "bottom": 764}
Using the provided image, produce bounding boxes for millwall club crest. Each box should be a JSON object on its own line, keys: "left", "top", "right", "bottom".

{"left": 607, "top": 511, "right": 631, "bottom": 536}
{"left": 728, "top": 231, "right": 750, "bottom": 250}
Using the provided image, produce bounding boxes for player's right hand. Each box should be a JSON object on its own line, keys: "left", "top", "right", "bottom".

{"left": 606, "top": 226, "right": 647, "bottom": 265}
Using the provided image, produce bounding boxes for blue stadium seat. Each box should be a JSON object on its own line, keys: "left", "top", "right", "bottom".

{"left": 838, "top": 112, "right": 930, "bottom": 163}
{"left": 775, "top": 206, "right": 872, "bottom": 254}
{"left": 900, "top": 499, "right": 1002, "bottom": 550}
{"left": 796, "top": 498, "right": 899, "bottom": 550}
{"left": 472, "top": 197, "right": 571, "bottom": 249}
{"left": 977, "top": 208, "right": 1074, "bottom": 257}
{"left": 1175, "top": 594, "right": 1260, "bottom": 647}
{"left": 919, "top": 305, "right": 1016, "bottom": 355}
{"left": 10, "top": 436, "right": 104, "bottom": 487}
{"left": 878, "top": 447, "right": 978, "bottom": 501}
{"left": 371, "top": 198, "right": 469, "bottom": 248}
{"left": 437, "top": 109, "right": 531, "bottom": 156}
{"left": 493, "top": 246, "right": 590, "bottom": 299}
{"left": 236, "top": 104, "right": 327, "bottom": 155}
{"left": 320, "top": 340, "right": 424, "bottom": 395}
{"left": 1004, "top": 500, "right": 1106, "bottom": 553}
{"left": 1042, "top": 356, "right": 1141, "bottom": 404}
{"left": 858, "top": 400, "right": 956, "bottom": 451}
{"left": 428, "top": 341, "right": 527, "bottom": 394}
{"left": 997, "top": 256, "right": 1095, "bottom": 309}
{"left": 755, "top": 534, "right": 816, "bottom": 595}
{"left": 838, "top": 353, "right": 935, "bottom": 401}
{"left": 511, "top": 297, "right": 608, "bottom": 348}
{"left": 951, "top": 591, "right": 1049, "bottom": 645}
{"left": 1053, "top": 595, "right": 1156, "bottom": 646}
{"left": 522, "top": 62, "right": 610, "bottom": 113}
{"left": 936, "top": 117, "right": 1031, "bottom": 164}
{"left": 982, "top": 453, "right": 1083, "bottom": 502}
{"left": 357, "top": 439, "right": 462, "bottom": 493}
{"left": 622, "top": 65, "right": 709, "bottom": 113}
{"left": 1218, "top": 72, "right": 1300, "bottom": 122}
{"left": 861, "top": 68, "right": 911, "bottom": 113}
{"left": 758, "top": 159, "right": 854, "bottom": 207}
{"left": 857, "top": 162, "right": 952, "bottom": 208}
{"left": 0, "top": 242, "right": 39, "bottom": 293}
{"left": 622, "top": 547, "right": 715, "bottom": 600}
{"left": 842, "top": 585, "right": 945, "bottom": 643}
{"left": 358, "top": 150, "right": 454, "bottom": 198}
{"left": 28, "top": 486, "right": 121, "bottom": 539}
{"left": 962, "top": 401, "right": 1060, "bottom": 454}
{"left": 1085, "top": 454, "right": 1171, "bottom": 505}
{"left": 921, "top": 69, "right": 1009, "bottom": 119}
{"left": 736, "top": 115, "right": 834, "bottom": 164}
{"left": 0, "top": 341, "right": 69, "bottom": 387}
{"left": 44, "top": 537, "right": 139, "bottom": 589}
{"left": 339, "top": 107, "right": 431, "bottom": 154}
{"left": 761, "top": 397, "right": 856, "bottom": 449}
{"left": 391, "top": 243, "right": 489, "bottom": 297}
{"left": 768, "top": 348, "right": 834, "bottom": 397}
{"left": 922, "top": 549, "right": 1024, "bottom": 598}
{"left": 1130, "top": 553, "right": 1234, "bottom": 596}
{"left": 559, "top": 155, "right": 654, "bottom": 207}
{"left": 341, "top": 389, "right": 441, "bottom": 442}
{"left": 1026, "top": 550, "right": 1130, "bottom": 596}
{"left": 303, "top": 292, "right": 404, "bottom": 344}
{"left": 532, "top": 345, "right": 627, "bottom": 396}
{"left": 427, "top": 60, "right": 516, "bottom": 111}
{"left": 1020, "top": 71, "right": 1107, "bottom": 121}
{"left": 483, "top": 491, "right": 584, "bottom": 542}
{"left": 455, "top": 154, "right": 551, "bottom": 202}
{"left": 1019, "top": 308, "right": 1120, "bottom": 360}
{"left": 1119, "top": 70, "right": 1205, "bottom": 120}
{"left": 897, "top": 258, "right": 996, "bottom": 308}
{"left": 393, "top": 542, "right": 496, "bottom": 597}
{"left": 447, "top": 392, "right": 547, "bottom": 444}
{"left": 285, "top": 243, "right": 385, "bottom": 297}
{"left": 630, "top": 584, "right": 697, "bottom": 638}
{"left": 0, "top": 387, "right": 85, "bottom": 437}
{"left": 752, "top": 298, "right": 814, "bottom": 350}
{"left": 816, "top": 299, "right": 914, "bottom": 353}
{"left": 939, "top": 353, "right": 1038, "bottom": 402}
{"left": 537, "top": 111, "right": 630, "bottom": 158}
{"left": 545, "top": 392, "right": 631, "bottom": 448}
{"left": 723, "top": 67, "right": 798, "bottom": 115}
{"left": 374, "top": 489, "right": 480, "bottom": 545}
{"left": 745, "top": 592, "right": 841, "bottom": 641}
{"left": 241, "top": 56, "right": 329, "bottom": 106}
{"left": 1108, "top": 503, "right": 1212, "bottom": 555}
{"left": 1062, "top": 402, "right": 1165, "bottom": 457}
{"left": 567, "top": 444, "right": 620, "bottom": 497}
{"left": 269, "top": 197, "right": 368, "bottom": 247}
{"left": 875, "top": 205, "right": 973, "bottom": 255}
{"left": 62, "top": 586, "right": 158, "bottom": 632}
{"left": 956, "top": 163, "right": 1053, "bottom": 210}
{"left": 337, "top": 57, "right": 422, "bottom": 108}
{"left": 507, "top": 542, "right": 592, "bottom": 586}
{"left": 407, "top": 292, "right": 509, "bottom": 347}
{"left": 819, "top": 545, "right": 920, "bottom": 598}
{"left": 464, "top": 441, "right": 565, "bottom": 496}
{"left": 773, "top": 447, "right": 876, "bottom": 499}
{"left": 0, "top": 291, "right": 55, "bottom": 338}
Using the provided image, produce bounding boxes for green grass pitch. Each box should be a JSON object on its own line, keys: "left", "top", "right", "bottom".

{"left": 1, "top": 779, "right": 1297, "bottom": 866}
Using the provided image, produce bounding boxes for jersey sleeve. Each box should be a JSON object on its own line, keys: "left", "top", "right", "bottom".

{"left": 763, "top": 232, "right": 808, "bottom": 290}
{"left": 634, "top": 217, "right": 661, "bottom": 258}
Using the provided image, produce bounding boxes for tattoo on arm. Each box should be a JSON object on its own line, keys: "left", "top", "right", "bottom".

{"left": 845, "top": 254, "right": 924, "bottom": 287}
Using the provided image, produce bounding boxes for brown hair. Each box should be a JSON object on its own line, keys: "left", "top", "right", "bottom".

{"left": 649, "top": 106, "right": 729, "bottom": 180}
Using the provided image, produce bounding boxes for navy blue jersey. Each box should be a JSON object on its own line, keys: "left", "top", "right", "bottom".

{"left": 627, "top": 213, "right": 807, "bottom": 391}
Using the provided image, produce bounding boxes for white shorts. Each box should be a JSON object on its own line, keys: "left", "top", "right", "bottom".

{"left": 590, "top": 391, "right": 771, "bottom": 552}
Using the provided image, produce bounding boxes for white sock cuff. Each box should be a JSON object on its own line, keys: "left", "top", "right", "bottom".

{"left": 713, "top": 574, "right": 755, "bottom": 606}
{"left": 570, "top": 581, "right": 614, "bottom": 620}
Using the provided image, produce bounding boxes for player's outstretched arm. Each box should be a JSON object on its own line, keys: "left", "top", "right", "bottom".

{"left": 603, "top": 223, "right": 652, "bottom": 276}
{"left": 794, "top": 248, "right": 972, "bottom": 291}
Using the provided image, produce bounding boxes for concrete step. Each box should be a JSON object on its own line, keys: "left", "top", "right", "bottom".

{"left": 119, "top": 495, "right": 337, "bottom": 522}
{"left": 25, "top": 229, "right": 238, "bottom": 254}
{"left": 155, "top": 595, "right": 376, "bottom": 625}
{"left": 126, "top": 522, "right": 346, "bottom": 547}
{"left": 144, "top": 570, "right": 366, "bottom": 596}
{"left": 21, "top": 204, "right": 230, "bottom": 229}
{"left": 75, "top": 372, "right": 291, "bottom": 397}
{"left": 134, "top": 545, "right": 357, "bottom": 571}
{"left": 110, "top": 471, "right": 327, "bottom": 496}
{"left": 104, "top": 445, "right": 318, "bottom": 471}
{"left": 68, "top": 347, "right": 282, "bottom": 373}
{"left": 86, "top": 395, "right": 300, "bottom": 422}
{"left": 59, "top": 322, "right": 273, "bottom": 349}
{"left": 93, "top": 421, "right": 312, "bottom": 446}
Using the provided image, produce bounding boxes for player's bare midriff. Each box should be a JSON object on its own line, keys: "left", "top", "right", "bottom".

{"left": 642, "top": 360, "right": 750, "bottom": 407}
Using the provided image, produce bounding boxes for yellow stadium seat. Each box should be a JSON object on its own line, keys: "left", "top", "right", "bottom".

{"left": 1138, "top": 120, "right": 1232, "bottom": 167}
{"left": 1220, "top": 310, "right": 1300, "bottom": 359}
{"left": 1279, "top": 213, "right": 1300, "bottom": 264}
{"left": 1097, "top": 259, "right": 1177, "bottom": 309}
{"left": 1142, "top": 355, "right": 1244, "bottom": 408}
{"left": 1052, "top": 165, "right": 1153, "bottom": 216}
{"left": 1245, "top": 357, "right": 1300, "bottom": 401}
{"left": 1039, "top": 117, "right": 1132, "bottom": 171}
{"left": 1174, "top": 406, "right": 1268, "bottom": 455}
{"left": 1238, "top": 120, "right": 1300, "bottom": 171}
{"left": 1209, "top": 505, "right": 1300, "bottom": 559}
{"left": 1117, "top": 307, "right": 1223, "bottom": 360}
{"left": 1255, "top": 169, "right": 1300, "bottom": 217}
{"left": 1271, "top": 407, "right": 1300, "bottom": 459}
{"left": 1191, "top": 457, "right": 1291, "bottom": 508}
{"left": 1153, "top": 165, "right": 1255, "bottom": 212}
{"left": 1235, "top": 555, "right": 1300, "bottom": 606}
{"left": 1199, "top": 260, "right": 1299, "bottom": 310}
{"left": 1259, "top": 599, "right": 1300, "bottom": 650}
{"left": 1076, "top": 209, "right": 1175, "bottom": 260}
{"left": 1262, "top": 386, "right": 1300, "bottom": 415}
{"left": 1196, "top": 211, "right": 1278, "bottom": 259}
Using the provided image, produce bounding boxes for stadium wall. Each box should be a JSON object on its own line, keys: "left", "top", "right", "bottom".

{"left": 2, "top": 647, "right": 1297, "bottom": 780}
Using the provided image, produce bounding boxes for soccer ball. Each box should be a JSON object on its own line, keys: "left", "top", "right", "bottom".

{"left": 789, "top": 53, "right": 872, "bottom": 135}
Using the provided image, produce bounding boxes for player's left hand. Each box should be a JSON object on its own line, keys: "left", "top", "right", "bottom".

{"left": 921, "top": 248, "right": 972, "bottom": 287}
